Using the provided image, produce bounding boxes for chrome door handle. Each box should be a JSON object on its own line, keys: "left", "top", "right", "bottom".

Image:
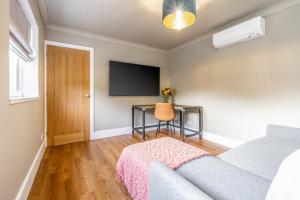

{"left": 84, "top": 94, "right": 90, "bottom": 98}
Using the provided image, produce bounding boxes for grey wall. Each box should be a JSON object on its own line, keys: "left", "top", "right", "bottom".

{"left": 46, "top": 30, "right": 170, "bottom": 131}
{"left": 0, "top": 0, "right": 45, "bottom": 199}
{"left": 1, "top": 1, "right": 300, "bottom": 199}
{"left": 46, "top": 3, "right": 300, "bottom": 141}
{"left": 169, "top": 4, "right": 300, "bottom": 142}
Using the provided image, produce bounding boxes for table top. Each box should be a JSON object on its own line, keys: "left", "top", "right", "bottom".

{"left": 133, "top": 104, "right": 202, "bottom": 111}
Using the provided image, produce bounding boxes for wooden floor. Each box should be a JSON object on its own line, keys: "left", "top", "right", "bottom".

{"left": 28, "top": 130, "right": 229, "bottom": 200}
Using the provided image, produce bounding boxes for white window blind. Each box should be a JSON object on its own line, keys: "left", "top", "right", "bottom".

{"left": 9, "top": 0, "right": 35, "bottom": 62}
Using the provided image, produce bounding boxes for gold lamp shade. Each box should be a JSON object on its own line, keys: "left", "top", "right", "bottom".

{"left": 163, "top": 0, "right": 196, "bottom": 30}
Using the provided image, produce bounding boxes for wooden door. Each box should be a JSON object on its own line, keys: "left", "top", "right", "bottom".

{"left": 47, "top": 45, "right": 90, "bottom": 146}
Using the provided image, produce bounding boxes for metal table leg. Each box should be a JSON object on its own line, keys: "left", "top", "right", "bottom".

{"left": 158, "top": 120, "right": 161, "bottom": 133}
{"left": 180, "top": 111, "right": 185, "bottom": 142}
{"left": 132, "top": 106, "right": 135, "bottom": 135}
{"left": 199, "top": 108, "right": 203, "bottom": 139}
{"left": 179, "top": 111, "right": 182, "bottom": 137}
{"left": 142, "top": 110, "right": 146, "bottom": 140}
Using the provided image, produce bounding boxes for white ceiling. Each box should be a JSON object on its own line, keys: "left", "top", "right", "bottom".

{"left": 40, "top": 0, "right": 284, "bottom": 50}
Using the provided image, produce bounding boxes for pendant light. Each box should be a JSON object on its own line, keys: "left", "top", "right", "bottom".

{"left": 163, "top": 0, "right": 196, "bottom": 30}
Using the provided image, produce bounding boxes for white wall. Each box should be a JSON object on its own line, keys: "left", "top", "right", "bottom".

{"left": 169, "top": 4, "right": 300, "bottom": 142}
{"left": 0, "top": 0, "right": 45, "bottom": 199}
{"left": 45, "top": 30, "right": 170, "bottom": 132}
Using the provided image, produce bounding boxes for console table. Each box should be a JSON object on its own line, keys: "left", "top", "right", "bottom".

{"left": 132, "top": 104, "right": 203, "bottom": 141}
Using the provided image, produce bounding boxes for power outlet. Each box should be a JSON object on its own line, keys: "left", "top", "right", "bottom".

{"left": 40, "top": 132, "right": 44, "bottom": 141}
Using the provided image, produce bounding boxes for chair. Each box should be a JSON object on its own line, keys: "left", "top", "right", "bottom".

{"left": 154, "top": 103, "right": 176, "bottom": 138}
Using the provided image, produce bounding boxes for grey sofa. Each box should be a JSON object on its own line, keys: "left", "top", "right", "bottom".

{"left": 149, "top": 125, "right": 300, "bottom": 200}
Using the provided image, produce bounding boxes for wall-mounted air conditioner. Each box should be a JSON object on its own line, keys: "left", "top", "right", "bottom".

{"left": 212, "top": 16, "right": 265, "bottom": 49}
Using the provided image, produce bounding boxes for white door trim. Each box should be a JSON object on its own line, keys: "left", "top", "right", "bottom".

{"left": 44, "top": 40, "right": 95, "bottom": 142}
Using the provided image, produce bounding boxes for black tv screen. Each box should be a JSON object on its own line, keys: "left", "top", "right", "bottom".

{"left": 109, "top": 61, "right": 160, "bottom": 96}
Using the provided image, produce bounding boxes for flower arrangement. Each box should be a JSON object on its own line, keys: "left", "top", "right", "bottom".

{"left": 161, "top": 88, "right": 175, "bottom": 103}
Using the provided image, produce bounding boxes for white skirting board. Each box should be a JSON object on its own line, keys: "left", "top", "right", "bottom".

{"left": 93, "top": 126, "right": 244, "bottom": 148}
{"left": 202, "top": 132, "right": 244, "bottom": 148}
{"left": 173, "top": 127, "right": 244, "bottom": 148}
{"left": 93, "top": 125, "right": 158, "bottom": 140}
{"left": 93, "top": 127, "right": 133, "bottom": 139}
{"left": 15, "top": 139, "right": 47, "bottom": 200}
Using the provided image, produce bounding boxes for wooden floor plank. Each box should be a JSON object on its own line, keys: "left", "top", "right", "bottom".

{"left": 28, "top": 130, "right": 229, "bottom": 200}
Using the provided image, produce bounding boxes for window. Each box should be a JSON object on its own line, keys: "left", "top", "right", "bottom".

{"left": 9, "top": 48, "right": 24, "bottom": 97}
{"left": 9, "top": 0, "right": 39, "bottom": 103}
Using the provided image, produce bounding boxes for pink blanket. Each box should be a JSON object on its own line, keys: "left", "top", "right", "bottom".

{"left": 116, "top": 137, "right": 210, "bottom": 200}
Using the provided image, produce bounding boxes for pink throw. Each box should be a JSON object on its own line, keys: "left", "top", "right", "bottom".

{"left": 116, "top": 137, "right": 210, "bottom": 200}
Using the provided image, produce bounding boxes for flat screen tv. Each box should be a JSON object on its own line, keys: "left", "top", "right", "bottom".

{"left": 109, "top": 61, "right": 160, "bottom": 96}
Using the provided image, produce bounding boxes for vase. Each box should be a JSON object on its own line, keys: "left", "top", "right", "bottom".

{"left": 168, "top": 96, "right": 174, "bottom": 104}
{"left": 163, "top": 95, "right": 169, "bottom": 103}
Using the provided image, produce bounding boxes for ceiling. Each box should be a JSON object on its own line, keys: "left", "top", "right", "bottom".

{"left": 40, "top": 0, "right": 283, "bottom": 50}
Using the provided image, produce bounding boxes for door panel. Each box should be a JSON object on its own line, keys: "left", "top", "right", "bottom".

{"left": 47, "top": 45, "right": 90, "bottom": 146}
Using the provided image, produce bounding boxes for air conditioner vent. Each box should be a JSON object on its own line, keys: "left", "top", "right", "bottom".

{"left": 213, "top": 16, "right": 265, "bottom": 49}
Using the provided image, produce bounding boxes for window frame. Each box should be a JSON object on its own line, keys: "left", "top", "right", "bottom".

{"left": 9, "top": 0, "right": 39, "bottom": 105}
{"left": 9, "top": 47, "right": 24, "bottom": 98}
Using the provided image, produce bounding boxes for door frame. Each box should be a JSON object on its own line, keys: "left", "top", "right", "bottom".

{"left": 44, "top": 40, "right": 95, "bottom": 145}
